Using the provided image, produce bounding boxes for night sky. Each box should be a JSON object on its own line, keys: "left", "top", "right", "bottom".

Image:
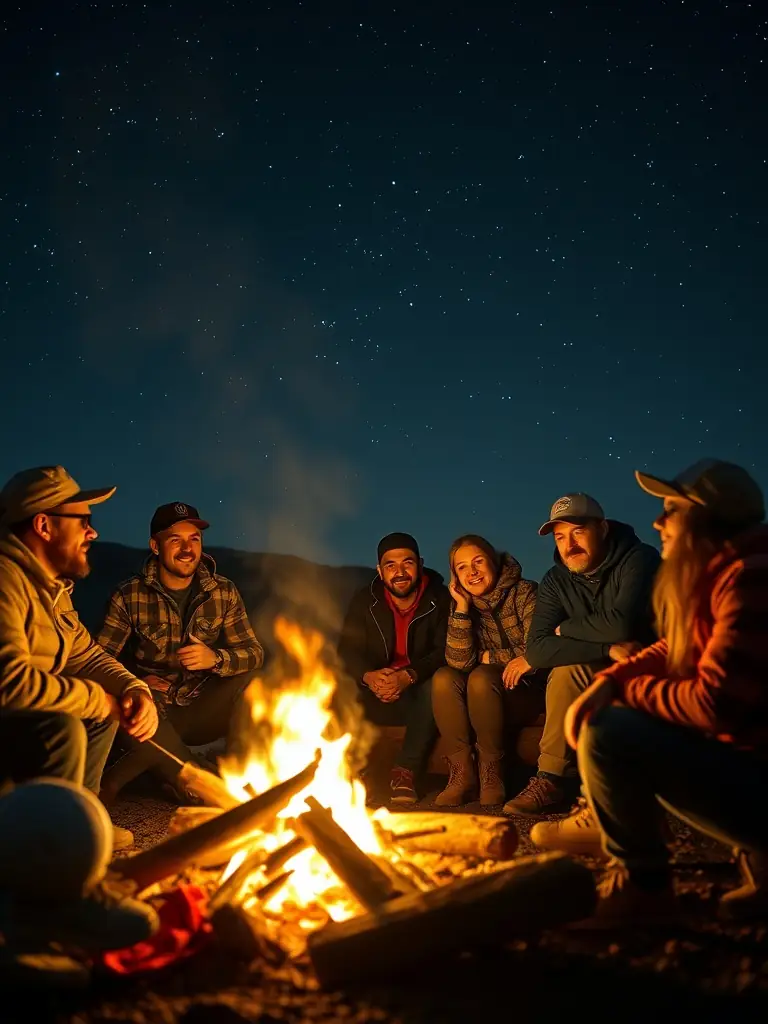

{"left": 2, "top": 2, "right": 764, "bottom": 580}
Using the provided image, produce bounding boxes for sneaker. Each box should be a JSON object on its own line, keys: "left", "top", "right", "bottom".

{"left": 0, "top": 879, "right": 159, "bottom": 953}
{"left": 568, "top": 861, "right": 680, "bottom": 929}
{"left": 720, "top": 849, "right": 768, "bottom": 921}
{"left": 503, "top": 773, "right": 572, "bottom": 817}
{"left": 530, "top": 798, "right": 606, "bottom": 858}
{"left": 390, "top": 767, "right": 418, "bottom": 806}
{"left": 112, "top": 825, "right": 135, "bottom": 851}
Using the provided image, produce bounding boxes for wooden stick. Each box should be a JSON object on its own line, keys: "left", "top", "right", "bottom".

{"left": 147, "top": 739, "right": 240, "bottom": 809}
{"left": 381, "top": 810, "right": 519, "bottom": 860}
{"left": 292, "top": 797, "right": 405, "bottom": 911}
{"left": 111, "top": 753, "right": 320, "bottom": 893}
{"left": 308, "top": 851, "right": 596, "bottom": 988}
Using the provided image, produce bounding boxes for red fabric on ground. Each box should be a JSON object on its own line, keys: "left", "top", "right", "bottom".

{"left": 99, "top": 884, "right": 212, "bottom": 975}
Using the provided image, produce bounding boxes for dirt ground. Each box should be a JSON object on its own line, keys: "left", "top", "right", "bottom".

{"left": 13, "top": 784, "right": 768, "bottom": 1024}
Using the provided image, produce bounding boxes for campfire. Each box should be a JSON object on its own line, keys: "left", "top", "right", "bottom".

{"left": 110, "top": 618, "right": 597, "bottom": 987}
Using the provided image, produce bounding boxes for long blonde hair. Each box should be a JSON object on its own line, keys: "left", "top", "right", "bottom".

{"left": 653, "top": 504, "right": 740, "bottom": 676}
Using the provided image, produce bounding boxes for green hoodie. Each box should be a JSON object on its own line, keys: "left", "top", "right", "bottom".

{"left": 0, "top": 531, "right": 149, "bottom": 719}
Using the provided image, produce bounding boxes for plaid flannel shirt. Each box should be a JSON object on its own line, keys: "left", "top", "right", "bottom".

{"left": 96, "top": 554, "right": 264, "bottom": 706}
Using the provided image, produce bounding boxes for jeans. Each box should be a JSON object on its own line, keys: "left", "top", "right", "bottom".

{"left": 101, "top": 672, "right": 250, "bottom": 798}
{"left": 358, "top": 677, "right": 437, "bottom": 773}
{"left": 0, "top": 711, "right": 118, "bottom": 795}
{"left": 579, "top": 705, "right": 768, "bottom": 878}
{"left": 432, "top": 664, "right": 545, "bottom": 761}
{"left": 539, "top": 663, "right": 607, "bottom": 776}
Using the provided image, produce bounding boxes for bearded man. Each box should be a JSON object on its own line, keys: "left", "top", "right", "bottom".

{"left": 337, "top": 532, "right": 450, "bottom": 805}
{"left": 97, "top": 502, "right": 264, "bottom": 803}
{"left": 0, "top": 466, "right": 158, "bottom": 850}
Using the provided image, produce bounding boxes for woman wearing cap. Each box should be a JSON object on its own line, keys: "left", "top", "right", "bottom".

{"left": 431, "top": 534, "right": 541, "bottom": 807}
{"left": 554, "top": 459, "right": 768, "bottom": 924}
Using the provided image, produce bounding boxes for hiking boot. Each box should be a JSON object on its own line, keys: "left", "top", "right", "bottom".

{"left": 390, "top": 767, "right": 418, "bottom": 807}
{"left": 112, "top": 825, "right": 135, "bottom": 851}
{"left": 530, "top": 798, "right": 606, "bottom": 858}
{"left": 568, "top": 861, "right": 680, "bottom": 929}
{"left": 0, "top": 879, "right": 159, "bottom": 952}
{"left": 503, "top": 773, "right": 572, "bottom": 817}
{"left": 434, "top": 749, "right": 476, "bottom": 807}
{"left": 720, "top": 849, "right": 768, "bottom": 921}
{"left": 478, "top": 754, "right": 505, "bottom": 806}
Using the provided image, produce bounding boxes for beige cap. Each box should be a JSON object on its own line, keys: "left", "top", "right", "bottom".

{"left": 0, "top": 466, "right": 116, "bottom": 526}
{"left": 539, "top": 492, "right": 605, "bottom": 536}
{"left": 635, "top": 458, "right": 765, "bottom": 527}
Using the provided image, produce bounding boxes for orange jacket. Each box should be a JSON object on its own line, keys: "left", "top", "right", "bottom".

{"left": 598, "top": 525, "right": 768, "bottom": 750}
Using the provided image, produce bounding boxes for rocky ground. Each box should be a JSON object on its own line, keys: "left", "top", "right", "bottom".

{"left": 12, "top": 783, "right": 768, "bottom": 1024}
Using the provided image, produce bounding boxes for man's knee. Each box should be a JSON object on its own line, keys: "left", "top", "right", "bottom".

{"left": 466, "top": 664, "right": 502, "bottom": 698}
{"left": 25, "top": 712, "right": 88, "bottom": 784}
{"left": 547, "top": 663, "right": 595, "bottom": 702}
{"left": 38, "top": 711, "right": 88, "bottom": 750}
{"left": 432, "top": 666, "right": 465, "bottom": 701}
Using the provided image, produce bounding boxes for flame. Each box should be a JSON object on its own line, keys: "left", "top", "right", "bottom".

{"left": 218, "top": 617, "right": 382, "bottom": 923}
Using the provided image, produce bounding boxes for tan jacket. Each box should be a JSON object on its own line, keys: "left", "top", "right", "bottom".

{"left": 0, "top": 531, "right": 149, "bottom": 720}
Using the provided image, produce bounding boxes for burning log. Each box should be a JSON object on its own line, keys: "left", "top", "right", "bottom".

{"left": 210, "top": 903, "right": 286, "bottom": 966}
{"left": 111, "top": 754, "right": 320, "bottom": 893}
{"left": 307, "top": 851, "right": 596, "bottom": 988}
{"left": 208, "top": 836, "right": 309, "bottom": 913}
{"left": 292, "top": 797, "right": 410, "bottom": 912}
{"left": 380, "top": 810, "right": 518, "bottom": 860}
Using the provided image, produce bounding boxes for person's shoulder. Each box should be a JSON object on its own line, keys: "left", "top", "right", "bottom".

{"left": 622, "top": 539, "right": 661, "bottom": 571}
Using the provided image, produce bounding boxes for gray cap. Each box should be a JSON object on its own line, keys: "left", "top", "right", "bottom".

{"left": 538, "top": 493, "right": 605, "bottom": 536}
{"left": 635, "top": 458, "right": 764, "bottom": 527}
{"left": 0, "top": 466, "right": 116, "bottom": 527}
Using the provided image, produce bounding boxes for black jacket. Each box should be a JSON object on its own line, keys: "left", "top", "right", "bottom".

{"left": 337, "top": 569, "right": 450, "bottom": 685}
{"left": 526, "top": 521, "right": 660, "bottom": 670}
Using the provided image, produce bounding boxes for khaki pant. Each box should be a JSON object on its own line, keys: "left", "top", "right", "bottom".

{"left": 432, "top": 664, "right": 545, "bottom": 762}
{"left": 539, "top": 663, "right": 605, "bottom": 776}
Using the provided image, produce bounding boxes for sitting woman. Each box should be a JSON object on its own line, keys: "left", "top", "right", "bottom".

{"left": 552, "top": 459, "right": 768, "bottom": 925}
{"left": 432, "top": 534, "right": 541, "bottom": 807}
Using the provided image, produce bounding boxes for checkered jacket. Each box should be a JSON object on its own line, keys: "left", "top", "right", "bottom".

{"left": 96, "top": 554, "right": 264, "bottom": 706}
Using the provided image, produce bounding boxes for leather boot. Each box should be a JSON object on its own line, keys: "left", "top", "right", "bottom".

{"left": 478, "top": 752, "right": 505, "bottom": 806}
{"left": 434, "top": 748, "right": 476, "bottom": 807}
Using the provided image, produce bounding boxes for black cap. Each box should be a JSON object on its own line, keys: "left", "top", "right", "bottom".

{"left": 377, "top": 532, "right": 420, "bottom": 563}
{"left": 150, "top": 502, "right": 210, "bottom": 536}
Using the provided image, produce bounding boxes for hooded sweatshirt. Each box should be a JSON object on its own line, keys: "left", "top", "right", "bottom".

{"left": 597, "top": 524, "right": 768, "bottom": 751}
{"left": 0, "top": 531, "right": 149, "bottom": 720}
{"left": 526, "top": 521, "right": 660, "bottom": 670}
{"left": 446, "top": 553, "right": 538, "bottom": 672}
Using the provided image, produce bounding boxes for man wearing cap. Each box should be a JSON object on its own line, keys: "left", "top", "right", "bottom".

{"left": 0, "top": 466, "right": 158, "bottom": 851}
{"left": 502, "top": 492, "right": 660, "bottom": 817}
{"left": 337, "top": 532, "right": 450, "bottom": 806}
{"left": 96, "top": 502, "right": 264, "bottom": 802}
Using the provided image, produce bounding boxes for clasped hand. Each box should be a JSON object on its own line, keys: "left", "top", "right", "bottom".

{"left": 363, "top": 667, "right": 413, "bottom": 703}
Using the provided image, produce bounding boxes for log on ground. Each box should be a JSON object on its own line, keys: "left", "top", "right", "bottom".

{"left": 307, "top": 851, "right": 595, "bottom": 989}
{"left": 382, "top": 810, "right": 518, "bottom": 860}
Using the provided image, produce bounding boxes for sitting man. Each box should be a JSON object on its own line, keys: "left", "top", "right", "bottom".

{"left": 97, "top": 502, "right": 264, "bottom": 802}
{"left": 0, "top": 466, "right": 158, "bottom": 851}
{"left": 502, "top": 492, "right": 660, "bottom": 816}
{"left": 337, "top": 532, "right": 450, "bottom": 806}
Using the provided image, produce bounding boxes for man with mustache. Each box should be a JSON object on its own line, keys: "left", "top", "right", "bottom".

{"left": 0, "top": 466, "right": 158, "bottom": 851}
{"left": 96, "top": 502, "right": 264, "bottom": 803}
{"left": 337, "top": 532, "right": 450, "bottom": 806}
{"left": 502, "top": 493, "right": 660, "bottom": 818}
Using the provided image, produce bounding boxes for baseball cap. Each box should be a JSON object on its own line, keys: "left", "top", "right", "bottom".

{"left": 635, "top": 458, "right": 765, "bottom": 527}
{"left": 150, "top": 502, "right": 210, "bottom": 536}
{"left": 538, "top": 493, "right": 606, "bottom": 536}
{"left": 0, "top": 466, "right": 115, "bottom": 527}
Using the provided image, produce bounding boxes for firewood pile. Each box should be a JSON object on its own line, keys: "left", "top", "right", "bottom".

{"left": 108, "top": 753, "right": 597, "bottom": 989}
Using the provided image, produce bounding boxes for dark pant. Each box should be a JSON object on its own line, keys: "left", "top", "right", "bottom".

{"left": 101, "top": 673, "right": 250, "bottom": 798}
{"left": 0, "top": 711, "right": 118, "bottom": 795}
{"left": 579, "top": 705, "right": 768, "bottom": 878}
{"left": 358, "top": 677, "right": 437, "bottom": 774}
{"left": 432, "top": 664, "right": 545, "bottom": 761}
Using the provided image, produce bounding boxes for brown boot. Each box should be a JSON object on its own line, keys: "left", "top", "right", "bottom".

{"left": 477, "top": 752, "right": 505, "bottom": 806}
{"left": 434, "top": 749, "right": 476, "bottom": 807}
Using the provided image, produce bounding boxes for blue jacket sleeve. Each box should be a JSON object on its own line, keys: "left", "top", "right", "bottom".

{"left": 525, "top": 572, "right": 611, "bottom": 670}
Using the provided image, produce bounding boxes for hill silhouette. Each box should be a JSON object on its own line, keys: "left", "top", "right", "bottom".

{"left": 74, "top": 542, "right": 374, "bottom": 659}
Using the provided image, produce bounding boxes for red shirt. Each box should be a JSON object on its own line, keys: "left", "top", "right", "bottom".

{"left": 383, "top": 575, "right": 429, "bottom": 670}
